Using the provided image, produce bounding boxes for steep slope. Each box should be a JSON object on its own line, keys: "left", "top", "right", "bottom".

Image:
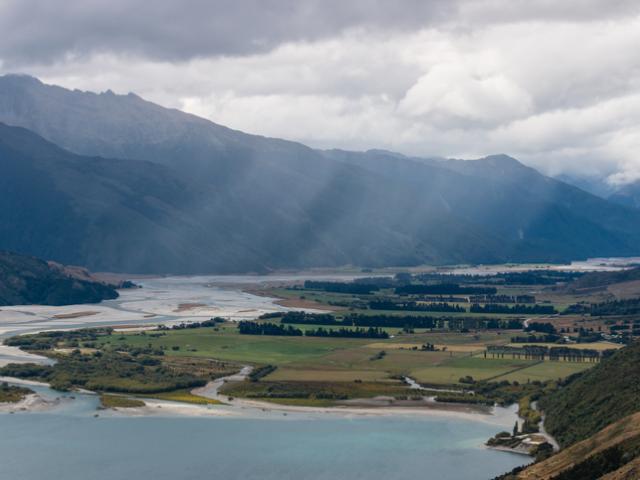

{"left": 539, "top": 341, "right": 640, "bottom": 448}
{"left": 0, "top": 251, "right": 118, "bottom": 306}
{"left": 494, "top": 342, "right": 640, "bottom": 479}
{"left": 0, "top": 122, "right": 506, "bottom": 272}
{"left": 514, "top": 412, "right": 640, "bottom": 480}
{"left": 2, "top": 75, "right": 640, "bottom": 272}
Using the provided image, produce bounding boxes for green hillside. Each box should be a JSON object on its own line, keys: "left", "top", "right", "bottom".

{"left": 540, "top": 341, "right": 640, "bottom": 448}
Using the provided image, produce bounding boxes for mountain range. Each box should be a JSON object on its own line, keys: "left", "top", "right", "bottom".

{"left": 1, "top": 74, "right": 640, "bottom": 274}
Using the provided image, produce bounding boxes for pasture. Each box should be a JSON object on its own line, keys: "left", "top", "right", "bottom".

{"left": 100, "top": 325, "right": 597, "bottom": 387}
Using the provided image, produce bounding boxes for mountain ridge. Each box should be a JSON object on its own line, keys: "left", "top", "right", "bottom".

{"left": 0, "top": 250, "right": 119, "bottom": 306}
{"left": 1, "top": 75, "right": 640, "bottom": 273}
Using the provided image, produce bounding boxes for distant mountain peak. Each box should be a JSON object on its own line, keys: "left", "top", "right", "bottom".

{"left": 364, "top": 149, "right": 409, "bottom": 159}
{"left": 0, "top": 73, "right": 42, "bottom": 85}
{"left": 481, "top": 153, "right": 522, "bottom": 165}
{"left": 1, "top": 73, "right": 38, "bottom": 80}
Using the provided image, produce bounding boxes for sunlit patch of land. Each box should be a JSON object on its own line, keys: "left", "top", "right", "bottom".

{"left": 100, "top": 394, "right": 145, "bottom": 409}
{"left": 140, "top": 390, "right": 222, "bottom": 405}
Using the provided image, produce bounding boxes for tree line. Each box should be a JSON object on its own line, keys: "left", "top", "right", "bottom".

{"left": 395, "top": 284, "right": 498, "bottom": 295}
{"left": 305, "top": 327, "right": 388, "bottom": 339}
{"left": 238, "top": 321, "right": 388, "bottom": 338}
{"left": 302, "top": 280, "right": 379, "bottom": 295}
{"left": 468, "top": 294, "right": 535, "bottom": 304}
{"left": 486, "top": 345, "right": 615, "bottom": 362}
{"left": 273, "top": 311, "right": 522, "bottom": 331}
{"left": 368, "top": 300, "right": 465, "bottom": 313}
{"left": 511, "top": 333, "right": 562, "bottom": 343}
{"left": 470, "top": 303, "right": 556, "bottom": 314}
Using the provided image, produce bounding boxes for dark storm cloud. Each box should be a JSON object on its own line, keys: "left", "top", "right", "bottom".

{"left": 1, "top": 0, "right": 638, "bottom": 66}
{"left": 0, "top": 0, "right": 456, "bottom": 65}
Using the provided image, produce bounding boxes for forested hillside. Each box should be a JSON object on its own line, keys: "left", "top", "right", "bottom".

{"left": 0, "top": 251, "right": 118, "bottom": 306}
{"left": 540, "top": 341, "right": 640, "bottom": 447}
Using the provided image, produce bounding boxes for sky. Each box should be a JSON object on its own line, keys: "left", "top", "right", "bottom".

{"left": 1, "top": 0, "right": 639, "bottom": 184}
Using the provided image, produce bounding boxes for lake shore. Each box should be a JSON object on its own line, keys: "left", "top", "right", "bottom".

{"left": 0, "top": 391, "right": 63, "bottom": 413}
{"left": 92, "top": 367, "right": 517, "bottom": 427}
{"left": 0, "top": 371, "right": 518, "bottom": 428}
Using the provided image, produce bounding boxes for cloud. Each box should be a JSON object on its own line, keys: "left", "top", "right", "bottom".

{"left": 0, "top": 0, "right": 637, "bottom": 65}
{"left": 0, "top": 0, "right": 455, "bottom": 65}
{"left": 1, "top": 1, "right": 640, "bottom": 182}
{"left": 398, "top": 64, "right": 533, "bottom": 127}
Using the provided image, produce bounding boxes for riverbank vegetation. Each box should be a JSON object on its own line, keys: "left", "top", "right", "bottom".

{"left": 99, "top": 394, "right": 145, "bottom": 409}
{"left": 140, "top": 390, "right": 222, "bottom": 405}
{"left": 220, "top": 380, "right": 416, "bottom": 406}
{"left": 0, "top": 382, "right": 33, "bottom": 403}
{"left": 0, "top": 330, "right": 239, "bottom": 400}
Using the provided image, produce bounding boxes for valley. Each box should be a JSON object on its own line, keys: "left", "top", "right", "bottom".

{"left": 2, "top": 4, "right": 639, "bottom": 479}
{"left": 2, "top": 263, "right": 640, "bottom": 478}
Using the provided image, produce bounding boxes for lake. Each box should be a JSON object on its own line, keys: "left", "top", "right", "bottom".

{"left": 0, "top": 393, "right": 526, "bottom": 480}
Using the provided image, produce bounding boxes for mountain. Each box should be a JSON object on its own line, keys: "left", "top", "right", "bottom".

{"left": 0, "top": 251, "right": 118, "bottom": 306}
{"left": 556, "top": 173, "right": 640, "bottom": 211}
{"left": 609, "top": 182, "right": 640, "bottom": 209}
{"left": 557, "top": 172, "right": 640, "bottom": 211}
{"left": 555, "top": 173, "right": 615, "bottom": 199}
{"left": 2, "top": 74, "right": 640, "bottom": 273}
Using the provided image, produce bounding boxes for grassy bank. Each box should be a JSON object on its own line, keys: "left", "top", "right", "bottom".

{"left": 0, "top": 382, "right": 33, "bottom": 403}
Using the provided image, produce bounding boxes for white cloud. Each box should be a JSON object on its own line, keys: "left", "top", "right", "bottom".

{"left": 398, "top": 63, "right": 533, "bottom": 127}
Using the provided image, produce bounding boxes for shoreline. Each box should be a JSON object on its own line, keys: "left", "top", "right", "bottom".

{"left": 0, "top": 371, "right": 518, "bottom": 427}
{"left": 106, "top": 368, "right": 519, "bottom": 426}
{"left": 0, "top": 392, "right": 64, "bottom": 413}
{"left": 105, "top": 393, "right": 518, "bottom": 425}
{"left": 485, "top": 444, "right": 534, "bottom": 457}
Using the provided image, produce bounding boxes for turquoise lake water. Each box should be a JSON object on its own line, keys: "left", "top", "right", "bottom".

{"left": 0, "top": 395, "right": 526, "bottom": 480}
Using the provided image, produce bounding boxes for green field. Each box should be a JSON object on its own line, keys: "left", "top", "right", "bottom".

{"left": 410, "top": 355, "right": 536, "bottom": 385}
{"left": 491, "top": 361, "right": 593, "bottom": 383}
{"left": 101, "top": 325, "right": 375, "bottom": 364}
{"left": 100, "top": 325, "right": 596, "bottom": 388}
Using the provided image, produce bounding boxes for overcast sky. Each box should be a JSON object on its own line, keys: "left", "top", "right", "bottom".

{"left": 1, "top": 0, "right": 640, "bottom": 184}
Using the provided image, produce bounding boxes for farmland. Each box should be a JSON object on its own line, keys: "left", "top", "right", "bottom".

{"left": 97, "top": 324, "right": 600, "bottom": 388}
